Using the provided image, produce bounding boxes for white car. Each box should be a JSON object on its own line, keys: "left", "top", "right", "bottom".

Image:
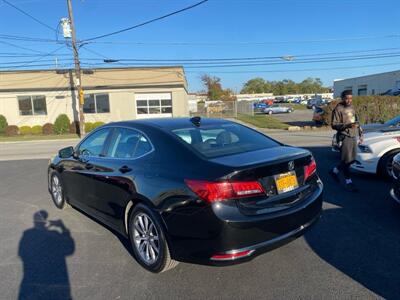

{"left": 349, "top": 130, "right": 400, "bottom": 178}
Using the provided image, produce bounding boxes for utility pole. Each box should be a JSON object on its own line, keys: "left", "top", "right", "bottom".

{"left": 66, "top": 0, "right": 85, "bottom": 136}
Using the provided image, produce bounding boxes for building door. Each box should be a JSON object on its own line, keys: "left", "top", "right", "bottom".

{"left": 135, "top": 93, "right": 173, "bottom": 119}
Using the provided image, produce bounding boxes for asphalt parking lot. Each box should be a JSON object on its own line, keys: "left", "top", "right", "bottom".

{"left": 1, "top": 130, "right": 400, "bottom": 299}
{"left": 258, "top": 108, "right": 315, "bottom": 127}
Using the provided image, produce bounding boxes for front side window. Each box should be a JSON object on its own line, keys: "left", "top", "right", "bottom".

{"left": 18, "top": 95, "right": 47, "bottom": 116}
{"left": 107, "top": 128, "right": 152, "bottom": 158}
{"left": 83, "top": 94, "right": 110, "bottom": 114}
{"left": 172, "top": 123, "right": 280, "bottom": 158}
{"left": 78, "top": 128, "right": 110, "bottom": 157}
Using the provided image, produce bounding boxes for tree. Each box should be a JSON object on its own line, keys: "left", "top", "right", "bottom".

{"left": 240, "top": 77, "right": 329, "bottom": 95}
{"left": 201, "top": 74, "right": 236, "bottom": 101}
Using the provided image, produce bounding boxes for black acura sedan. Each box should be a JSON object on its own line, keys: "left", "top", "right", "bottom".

{"left": 48, "top": 117, "right": 323, "bottom": 272}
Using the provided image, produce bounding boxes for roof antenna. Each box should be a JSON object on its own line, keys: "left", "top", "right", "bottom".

{"left": 190, "top": 116, "right": 201, "bottom": 127}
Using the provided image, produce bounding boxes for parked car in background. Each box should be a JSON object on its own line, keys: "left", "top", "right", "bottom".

{"left": 312, "top": 107, "right": 325, "bottom": 125}
{"left": 307, "top": 99, "right": 326, "bottom": 109}
{"left": 381, "top": 88, "right": 400, "bottom": 96}
{"left": 264, "top": 104, "right": 293, "bottom": 114}
{"left": 390, "top": 153, "right": 400, "bottom": 204}
{"left": 274, "top": 96, "right": 285, "bottom": 103}
{"left": 253, "top": 102, "right": 268, "bottom": 112}
{"left": 48, "top": 117, "right": 323, "bottom": 272}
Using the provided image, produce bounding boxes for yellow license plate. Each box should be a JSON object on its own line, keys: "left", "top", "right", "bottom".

{"left": 275, "top": 172, "right": 298, "bottom": 194}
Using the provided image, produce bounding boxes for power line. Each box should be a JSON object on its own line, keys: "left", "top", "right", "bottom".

{"left": 87, "top": 34, "right": 400, "bottom": 46}
{"left": 185, "top": 62, "right": 400, "bottom": 74}
{"left": 3, "top": 45, "right": 66, "bottom": 70}
{"left": 0, "top": 33, "right": 60, "bottom": 43}
{"left": 83, "top": 0, "right": 208, "bottom": 42}
{"left": 91, "top": 47, "right": 400, "bottom": 63}
{"left": 0, "top": 40, "right": 45, "bottom": 53}
{"left": 1, "top": 0, "right": 57, "bottom": 32}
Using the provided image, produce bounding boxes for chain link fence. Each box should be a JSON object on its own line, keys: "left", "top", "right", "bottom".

{"left": 190, "top": 101, "right": 237, "bottom": 118}
{"left": 237, "top": 100, "right": 255, "bottom": 116}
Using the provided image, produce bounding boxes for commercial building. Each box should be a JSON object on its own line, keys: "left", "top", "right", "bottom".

{"left": 333, "top": 70, "right": 400, "bottom": 97}
{"left": 0, "top": 67, "right": 188, "bottom": 127}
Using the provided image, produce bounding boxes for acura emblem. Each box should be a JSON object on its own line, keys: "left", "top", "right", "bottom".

{"left": 288, "top": 161, "right": 295, "bottom": 171}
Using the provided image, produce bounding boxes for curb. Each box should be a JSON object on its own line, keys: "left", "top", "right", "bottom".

{"left": 0, "top": 138, "right": 80, "bottom": 144}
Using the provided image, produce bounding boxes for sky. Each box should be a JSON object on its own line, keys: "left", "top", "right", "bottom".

{"left": 1, "top": 0, "right": 400, "bottom": 92}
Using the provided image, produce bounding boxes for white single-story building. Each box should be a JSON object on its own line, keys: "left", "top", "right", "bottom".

{"left": 333, "top": 70, "right": 400, "bottom": 97}
{"left": 0, "top": 66, "right": 188, "bottom": 127}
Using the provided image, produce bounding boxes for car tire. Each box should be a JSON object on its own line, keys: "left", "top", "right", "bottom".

{"left": 49, "top": 172, "right": 69, "bottom": 209}
{"left": 378, "top": 150, "right": 400, "bottom": 179}
{"left": 129, "top": 203, "right": 178, "bottom": 273}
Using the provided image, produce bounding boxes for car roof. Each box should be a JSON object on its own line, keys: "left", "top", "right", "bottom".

{"left": 103, "top": 117, "right": 235, "bottom": 130}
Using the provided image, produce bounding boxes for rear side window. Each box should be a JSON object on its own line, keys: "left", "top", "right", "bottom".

{"left": 172, "top": 123, "right": 279, "bottom": 158}
{"left": 107, "top": 128, "right": 152, "bottom": 159}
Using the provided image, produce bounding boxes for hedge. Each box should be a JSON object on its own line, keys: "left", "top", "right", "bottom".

{"left": 85, "top": 122, "right": 94, "bottom": 133}
{"left": 31, "top": 125, "right": 43, "bottom": 135}
{"left": 321, "top": 96, "right": 400, "bottom": 126}
{"left": 5, "top": 125, "right": 19, "bottom": 136}
{"left": 54, "top": 114, "right": 71, "bottom": 134}
{"left": 19, "top": 126, "right": 32, "bottom": 135}
{"left": 42, "top": 123, "right": 54, "bottom": 135}
{"left": 0, "top": 114, "right": 7, "bottom": 134}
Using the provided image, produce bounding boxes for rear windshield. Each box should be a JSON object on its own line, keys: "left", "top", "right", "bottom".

{"left": 171, "top": 123, "right": 280, "bottom": 158}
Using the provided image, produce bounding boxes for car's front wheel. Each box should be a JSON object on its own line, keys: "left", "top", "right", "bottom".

{"left": 129, "top": 203, "right": 178, "bottom": 273}
{"left": 50, "top": 172, "right": 68, "bottom": 209}
{"left": 378, "top": 150, "right": 400, "bottom": 179}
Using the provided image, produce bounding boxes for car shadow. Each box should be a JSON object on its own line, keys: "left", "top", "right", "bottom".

{"left": 304, "top": 146, "right": 400, "bottom": 299}
{"left": 18, "top": 210, "right": 75, "bottom": 300}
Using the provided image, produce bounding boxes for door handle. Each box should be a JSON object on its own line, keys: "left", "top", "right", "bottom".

{"left": 85, "top": 163, "right": 94, "bottom": 170}
{"left": 119, "top": 165, "right": 132, "bottom": 173}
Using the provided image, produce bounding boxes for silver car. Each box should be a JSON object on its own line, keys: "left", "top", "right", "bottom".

{"left": 263, "top": 104, "right": 293, "bottom": 115}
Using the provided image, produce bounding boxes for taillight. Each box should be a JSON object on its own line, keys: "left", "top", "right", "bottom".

{"left": 185, "top": 180, "right": 264, "bottom": 203}
{"left": 304, "top": 158, "right": 317, "bottom": 182}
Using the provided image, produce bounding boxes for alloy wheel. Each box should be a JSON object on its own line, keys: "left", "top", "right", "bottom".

{"left": 133, "top": 213, "right": 160, "bottom": 265}
{"left": 51, "top": 175, "right": 63, "bottom": 205}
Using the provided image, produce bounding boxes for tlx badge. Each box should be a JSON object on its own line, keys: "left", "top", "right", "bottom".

{"left": 288, "top": 161, "right": 295, "bottom": 171}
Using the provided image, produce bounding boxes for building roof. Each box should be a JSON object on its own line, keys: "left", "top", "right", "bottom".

{"left": 334, "top": 69, "right": 400, "bottom": 83}
{"left": 0, "top": 66, "right": 187, "bottom": 92}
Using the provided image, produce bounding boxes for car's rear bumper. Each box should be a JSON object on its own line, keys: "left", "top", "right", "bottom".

{"left": 163, "top": 182, "right": 323, "bottom": 265}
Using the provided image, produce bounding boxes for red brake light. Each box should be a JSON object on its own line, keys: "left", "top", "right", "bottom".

{"left": 185, "top": 180, "right": 264, "bottom": 203}
{"left": 304, "top": 159, "right": 317, "bottom": 181}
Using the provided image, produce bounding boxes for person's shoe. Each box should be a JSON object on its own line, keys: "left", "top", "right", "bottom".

{"left": 345, "top": 182, "right": 359, "bottom": 192}
{"left": 329, "top": 169, "right": 340, "bottom": 182}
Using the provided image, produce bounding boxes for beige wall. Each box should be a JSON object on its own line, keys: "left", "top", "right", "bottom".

{"left": 0, "top": 87, "right": 188, "bottom": 126}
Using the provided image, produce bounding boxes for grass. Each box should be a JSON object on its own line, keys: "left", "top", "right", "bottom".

{"left": 237, "top": 114, "right": 289, "bottom": 130}
{"left": 0, "top": 133, "right": 79, "bottom": 142}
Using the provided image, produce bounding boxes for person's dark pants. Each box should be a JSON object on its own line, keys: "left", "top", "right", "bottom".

{"left": 336, "top": 135, "right": 357, "bottom": 180}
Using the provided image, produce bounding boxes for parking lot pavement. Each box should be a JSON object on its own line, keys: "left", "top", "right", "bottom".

{"left": 1, "top": 132, "right": 400, "bottom": 299}
{"left": 266, "top": 109, "right": 315, "bottom": 127}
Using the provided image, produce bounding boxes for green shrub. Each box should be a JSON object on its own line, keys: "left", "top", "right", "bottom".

{"left": 85, "top": 122, "right": 94, "bottom": 133}
{"left": 0, "top": 114, "right": 7, "bottom": 134}
{"left": 31, "top": 125, "right": 43, "bottom": 135}
{"left": 5, "top": 125, "right": 19, "bottom": 136}
{"left": 92, "top": 121, "right": 105, "bottom": 130}
{"left": 321, "top": 96, "right": 400, "bottom": 126}
{"left": 42, "top": 123, "right": 54, "bottom": 135}
{"left": 19, "top": 126, "right": 32, "bottom": 135}
{"left": 54, "top": 114, "right": 71, "bottom": 134}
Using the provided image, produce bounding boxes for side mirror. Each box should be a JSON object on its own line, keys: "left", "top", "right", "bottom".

{"left": 58, "top": 146, "right": 75, "bottom": 159}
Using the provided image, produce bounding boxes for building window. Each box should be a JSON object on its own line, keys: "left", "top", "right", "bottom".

{"left": 83, "top": 93, "right": 110, "bottom": 114}
{"left": 136, "top": 94, "right": 172, "bottom": 116}
{"left": 358, "top": 85, "right": 367, "bottom": 96}
{"left": 18, "top": 95, "right": 47, "bottom": 116}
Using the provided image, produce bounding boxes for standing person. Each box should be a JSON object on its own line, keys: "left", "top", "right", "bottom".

{"left": 329, "top": 90, "right": 363, "bottom": 192}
